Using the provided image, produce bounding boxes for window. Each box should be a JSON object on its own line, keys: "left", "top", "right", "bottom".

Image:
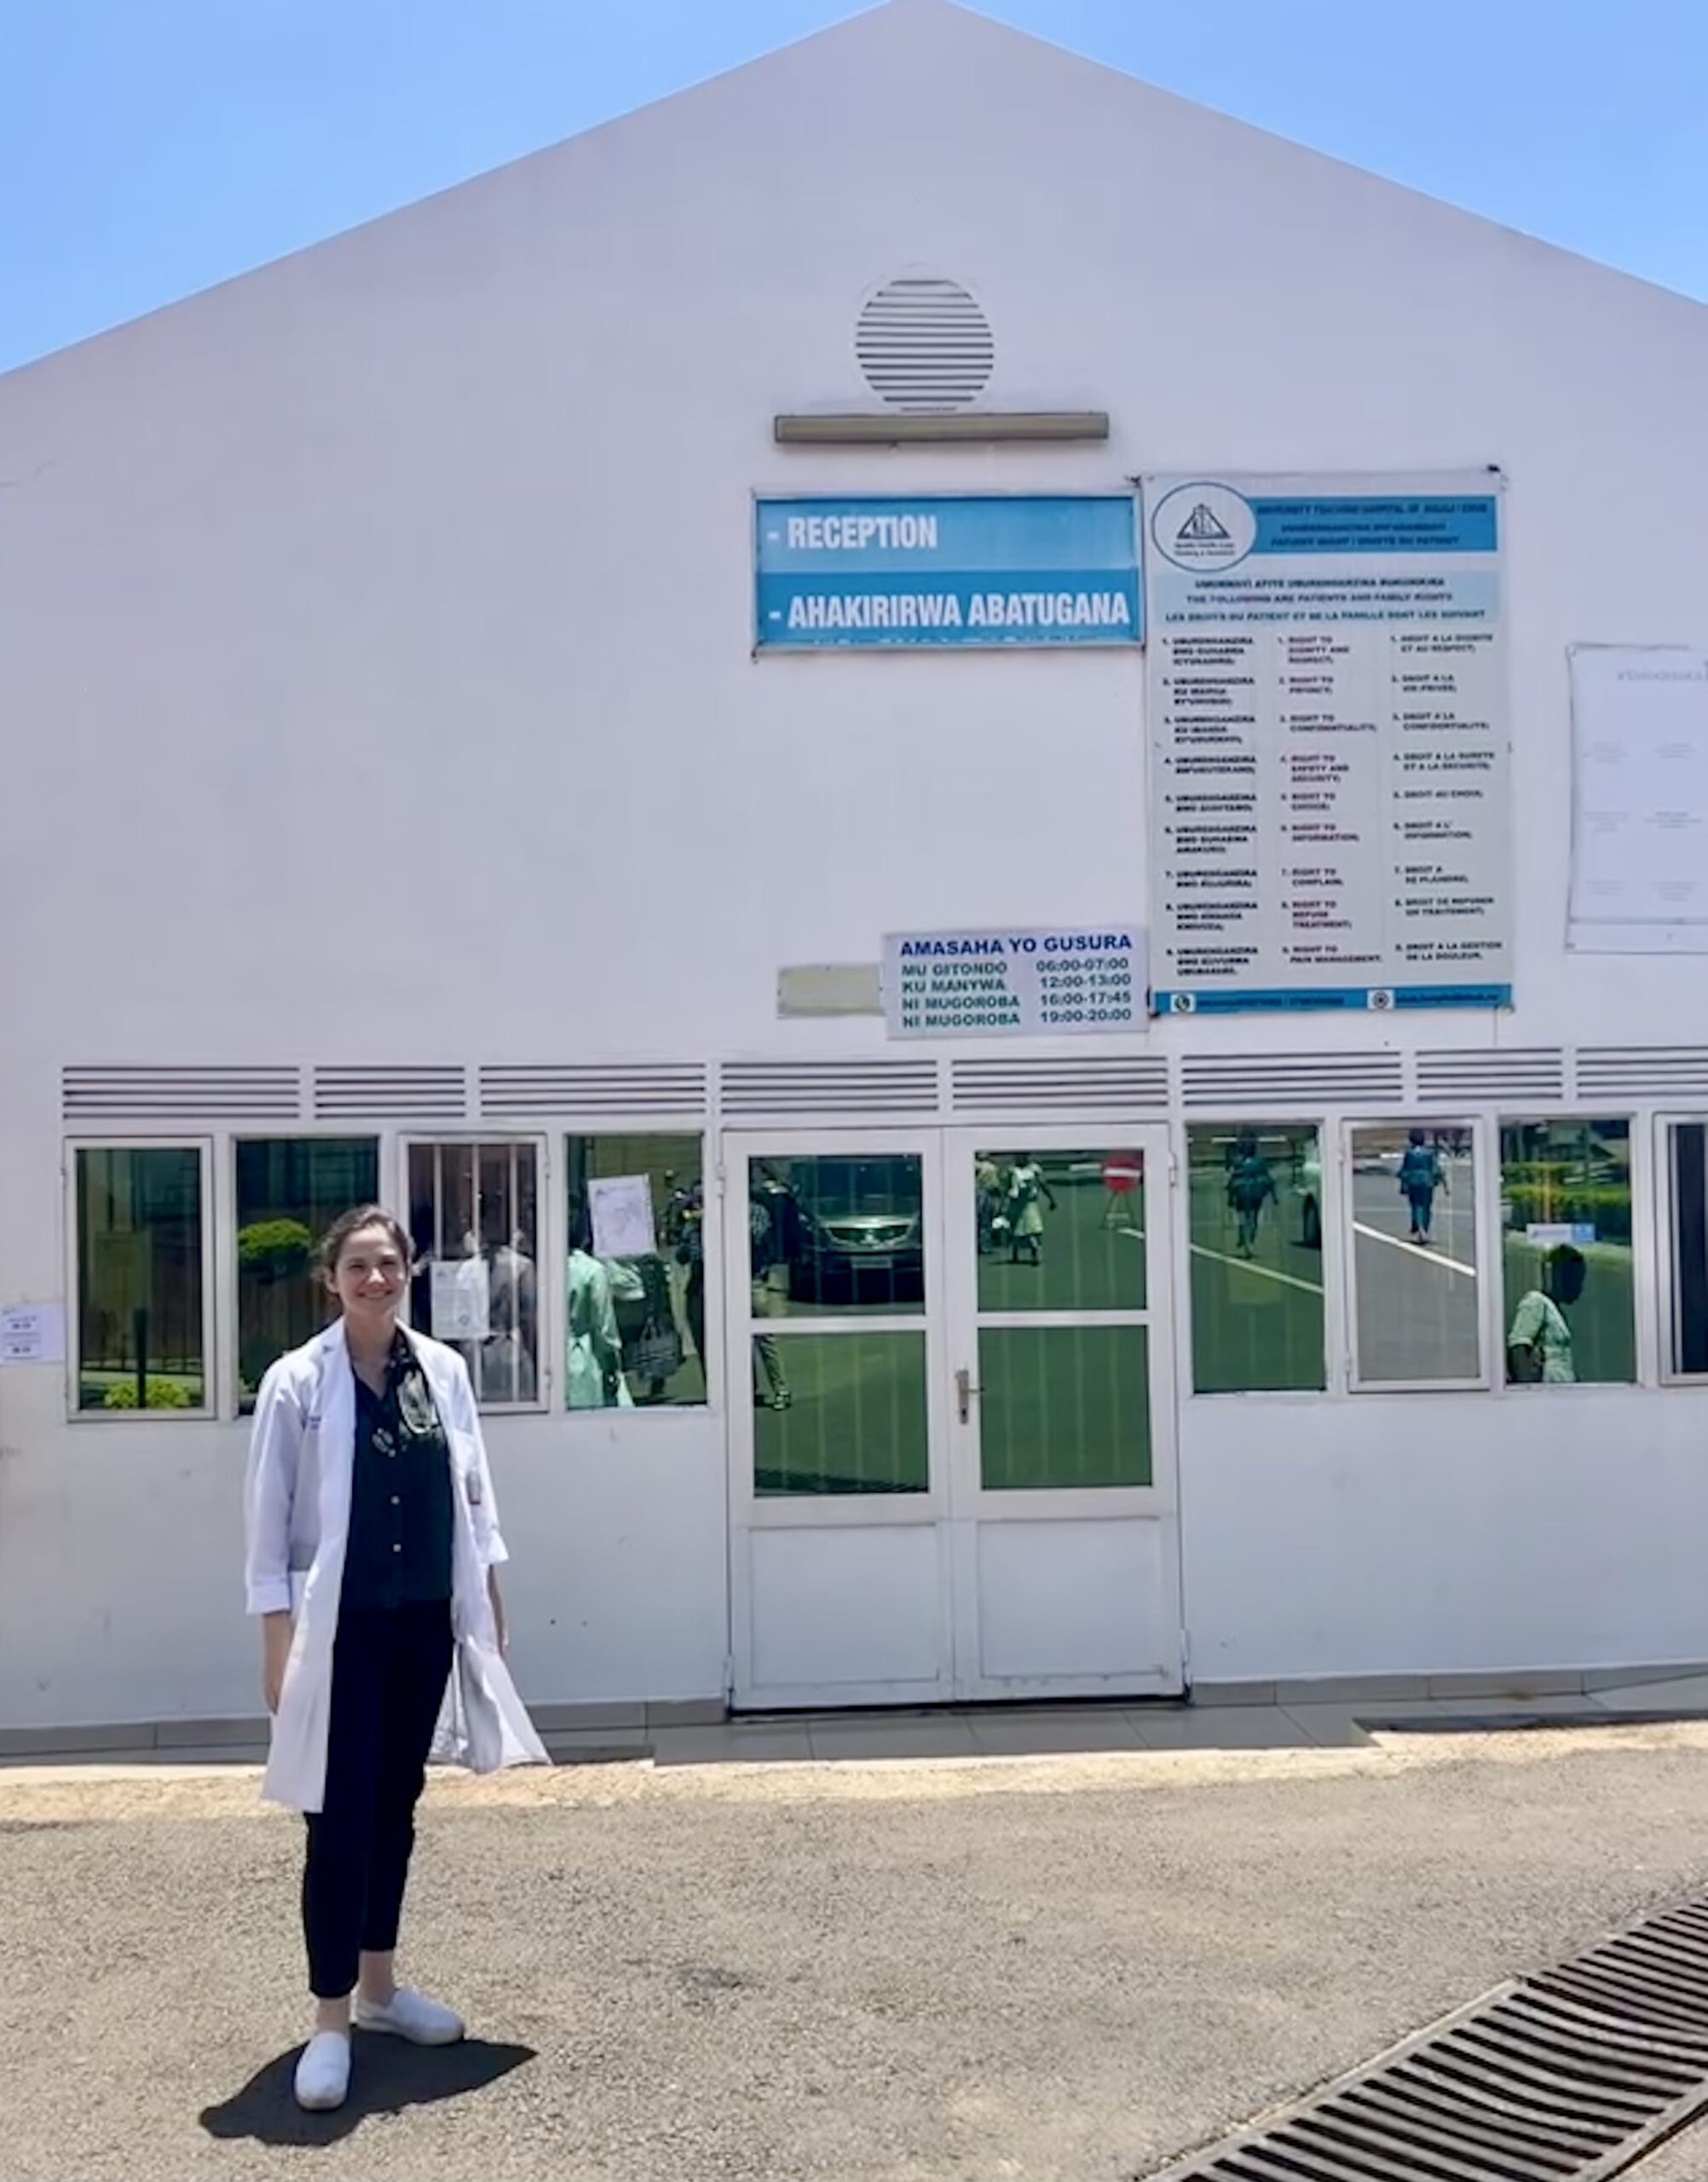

{"left": 1499, "top": 1119, "right": 1634, "bottom": 1386}
{"left": 234, "top": 1138, "right": 378, "bottom": 1410}
{"left": 75, "top": 1146, "right": 206, "bottom": 1411}
{"left": 1186, "top": 1124, "right": 1324, "bottom": 1393}
{"left": 566, "top": 1134, "right": 707, "bottom": 1409}
{"left": 1347, "top": 1123, "right": 1482, "bottom": 1387}
{"left": 1667, "top": 1122, "right": 1708, "bottom": 1377}
{"left": 406, "top": 1140, "right": 541, "bottom": 1408}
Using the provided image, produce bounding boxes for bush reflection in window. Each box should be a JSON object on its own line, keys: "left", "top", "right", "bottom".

{"left": 566, "top": 1135, "right": 707, "bottom": 1408}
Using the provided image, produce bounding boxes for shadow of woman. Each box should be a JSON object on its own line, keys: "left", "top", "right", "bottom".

{"left": 199, "top": 2032, "right": 536, "bottom": 2146}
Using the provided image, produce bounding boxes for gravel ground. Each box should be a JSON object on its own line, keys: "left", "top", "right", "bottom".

{"left": 3, "top": 1724, "right": 1708, "bottom": 2182}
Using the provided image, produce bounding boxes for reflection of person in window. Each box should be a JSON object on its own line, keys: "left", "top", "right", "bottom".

{"left": 1004, "top": 1156, "right": 1056, "bottom": 1266}
{"left": 749, "top": 1196, "right": 791, "bottom": 1411}
{"left": 1398, "top": 1129, "right": 1446, "bottom": 1244}
{"left": 1226, "top": 1135, "right": 1277, "bottom": 1259}
{"left": 1507, "top": 1245, "right": 1585, "bottom": 1384}
{"left": 479, "top": 1227, "right": 536, "bottom": 1405}
{"left": 568, "top": 1207, "right": 633, "bottom": 1410}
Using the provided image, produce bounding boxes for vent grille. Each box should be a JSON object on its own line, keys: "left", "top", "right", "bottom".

{"left": 1417, "top": 1048, "right": 1567, "bottom": 1102}
{"left": 479, "top": 1064, "right": 708, "bottom": 1119}
{"left": 719, "top": 1059, "right": 940, "bottom": 1117}
{"left": 1179, "top": 1053, "right": 1403, "bottom": 1108}
{"left": 951, "top": 1056, "right": 1169, "bottom": 1113}
{"left": 312, "top": 1066, "right": 466, "bottom": 1121}
{"left": 856, "top": 276, "right": 994, "bottom": 413}
{"left": 1152, "top": 1891, "right": 1708, "bottom": 2182}
{"left": 62, "top": 1065, "right": 301, "bottom": 1121}
{"left": 1576, "top": 1047, "right": 1708, "bottom": 1100}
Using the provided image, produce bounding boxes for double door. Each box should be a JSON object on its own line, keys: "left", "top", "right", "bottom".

{"left": 724, "top": 1126, "right": 1181, "bottom": 1708}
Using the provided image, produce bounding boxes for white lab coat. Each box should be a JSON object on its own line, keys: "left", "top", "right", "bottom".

{"left": 243, "top": 1318, "right": 548, "bottom": 1812}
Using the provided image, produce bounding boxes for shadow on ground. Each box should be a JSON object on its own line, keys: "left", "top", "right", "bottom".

{"left": 199, "top": 2033, "right": 535, "bottom": 2146}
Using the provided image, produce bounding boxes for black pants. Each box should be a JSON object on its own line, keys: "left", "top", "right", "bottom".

{"left": 302, "top": 1601, "right": 453, "bottom": 1999}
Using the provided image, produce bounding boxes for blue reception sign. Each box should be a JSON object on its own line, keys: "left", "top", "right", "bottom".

{"left": 755, "top": 495, "right": 1141, "bottom": 649}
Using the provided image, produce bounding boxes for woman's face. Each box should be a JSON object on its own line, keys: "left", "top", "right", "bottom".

{"left": 328, "top": 1222, "right": 408, "bottom": 1327}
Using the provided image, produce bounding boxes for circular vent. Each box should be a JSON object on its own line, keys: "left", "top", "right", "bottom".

{"left": 856, "top": 276, "right": 995, "bottom": 413}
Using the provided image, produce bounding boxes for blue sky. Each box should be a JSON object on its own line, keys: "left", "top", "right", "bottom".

{"left": 2, "top": 0, "right": 1702, "bottom": 372}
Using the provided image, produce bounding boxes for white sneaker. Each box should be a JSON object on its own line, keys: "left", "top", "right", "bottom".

{"left": 294, "top": 2030, "right": 351, "bottom": 2110}
{"left": 353, "top": 1985, "right": 465, "bottom": 2045}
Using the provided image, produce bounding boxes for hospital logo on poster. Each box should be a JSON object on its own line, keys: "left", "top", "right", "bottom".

{"left": 1150, "top": 481, "right": 1257, "bottom": 572}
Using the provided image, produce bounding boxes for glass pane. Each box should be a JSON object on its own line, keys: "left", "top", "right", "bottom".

{"left": 976, "top": 1148, "right": 1145, "bottom": 1311}
{"left": 235, "top": 1138, "right": 378, "bottom": 1410}
{"left": 979, "top": 1326, "right": 1151, "bottom": 1489}
{"left": 1350, "top": 1125, "right": 1480, "bottom": 1383}
{"left": 407, "top": 1140, "right": 541, "bottom": 1406}
{"left": 752, "top": 1154, "right": 925, "bottom": 1316}
{"left": 1670, "top": 1123, "right": 1708, "bottom": 1377}
{"left": 1500, "top": 1119, "right": 1634, "bottom": 1386}
{"left": 1186, "top": 1124, "right": 1325, "bottom": 1393}
{"left": 753, "top": 1333, "right": 927, "bottom": 1497}
{"left": 567, "top": 1133, "right": 706, "bottom": 1408}
{"left": 76, "top": 1148, "right": 204, "bottom": 1411}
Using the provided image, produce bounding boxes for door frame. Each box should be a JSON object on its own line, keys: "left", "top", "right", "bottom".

{"left": 722, "top": 1123, "right": 1185, "bottom": 1709}
{"left": 943, "top": 1123, "right": 1184, "bottom": 1700}
{"left": 723, "top": 1128, "right": 953, "bottom": 1710}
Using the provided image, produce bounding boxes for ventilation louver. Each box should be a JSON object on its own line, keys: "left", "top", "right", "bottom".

{"left": 719, "top": 1059, "right": 940, "bottom": 1118}
{"left": 951, "top": 1056, "right": 1168, "bottom": 1114}
{"left": 856, "top": 276, "right": 994, "bottom": 413}
{"left": 1417, "top": 1048, "right": 1567, "bottom": 1103}
{"left": 312, "top": 1066, "right": 467, "bottom": 1121}
{"left": 1179, "top": 1053, "right": 1404, "bottom": 1108}
{"left": 479, "top": 1064, "right": 709, "bottom": 1119}
{"left": 61, "top": 1065, "right": 301, "bottom": 1122}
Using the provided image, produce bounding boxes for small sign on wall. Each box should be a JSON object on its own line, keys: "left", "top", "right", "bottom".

{"left": 1, "top": 1303, "right": 66, "bottom": 1365}
{"left": 430, "top": 1258, "right": 490, "bottom": 1342}
{"left": 881, "top": 925, "right": 1145, "bottom": 1038}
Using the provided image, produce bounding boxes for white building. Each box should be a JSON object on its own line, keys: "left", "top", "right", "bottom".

{"left": 3, "top": 0, "right": 1707, "bottom": 1740}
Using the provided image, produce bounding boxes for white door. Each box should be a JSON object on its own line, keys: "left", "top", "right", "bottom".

{"left": 724, "top": 1127, "right": 1182, "bottom": 1709}
{"left": 943, "top": 1126, "right": 1182, "bottom": 1700}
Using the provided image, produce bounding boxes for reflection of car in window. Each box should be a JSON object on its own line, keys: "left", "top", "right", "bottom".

{"left": 788, "top": 1158, "right": 923, "bottom": 1302}
{"left": 1297, "top": 1144, "right": 1323, "bottom": 1250}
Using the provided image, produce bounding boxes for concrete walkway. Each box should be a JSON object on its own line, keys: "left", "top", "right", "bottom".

{"left": 3, "top": 1717, "right": 1708, "bottom": 2180}
{"left": 10, "top": 1665, "right": 1708, "bottom": 1771}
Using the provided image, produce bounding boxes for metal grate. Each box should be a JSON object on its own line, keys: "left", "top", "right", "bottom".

{"left": 1146, "top": 1892, "right": 1708, "bottom": 2182}
{"left": 1179, "top": 1053, "right": 1404, "bottom": 1109}
{"left": 479, "top": 1063, "right": 708, "bottom": 1119}
{"left": 856, "top": 275, "right": 995, "bottom": 413}
{"left": 62, "top": 1065, "right": 301, "bottom": 1121}
{"left": 1576, "top": 1047, "right": 1708, "bottom": 1101}
{"left": 719, "top": 1059, "right": 940, "bottom": 1118}
{"left": 1418, "top": 1048, "right": 1567, "bottom": 1103}
{"left": 951, "top": 1055, "right": 1169, "bottom": 1113}
{"left": 312, "top": 1065, "right": 467, "bottom": 1121}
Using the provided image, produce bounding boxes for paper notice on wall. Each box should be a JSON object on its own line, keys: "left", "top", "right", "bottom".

{"left": 1144, "top": 472, "right": 1511, "bottom": 1015}
{"left": 589, "top": 1175, "right": 657, "bottom": 1261}
{"left": 430, "top": 1257, "right": 490, "bottom": 1342}
{"left": 1568, "top": 647, "right": 1708, "bottom": 952}
{"left": 1, "top": 1302, "right": 66, "bottom": 1365}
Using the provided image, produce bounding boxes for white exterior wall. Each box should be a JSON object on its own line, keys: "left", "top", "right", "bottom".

{"left": 2, "top": 0, "right": 1706, "bottom": 1724}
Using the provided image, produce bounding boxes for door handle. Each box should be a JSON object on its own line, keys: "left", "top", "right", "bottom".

{"left": 955, "top": 1366, "right": 980, "bottom": 1424}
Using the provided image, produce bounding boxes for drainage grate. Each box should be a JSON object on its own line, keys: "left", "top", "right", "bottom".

{"left": 1147, "top": 1893, "right": 1708, "bottom": 2181}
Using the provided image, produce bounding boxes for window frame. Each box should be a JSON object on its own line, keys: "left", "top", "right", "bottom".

{"left": 1493, "top": 1111, "right": 1649, "bottom": 1394}
{"left": 1180, "top": 1115, "right": 1337, "bottom": 1400}
{"left": 226, "top": 1129, "right": 384, "bottom": 1420}
{"left": 1652, "top": 1111, "right": 1708, "bottom": 1389}
{"left": 563, "top": 1129, "right": 713, "bottom": 1415}
{"left": 65, "top": 1136, "right": 216, "bottom": 1423}
{"left": 1342, "top": 1116, "right": 1490, "bottom": 1394}
{"left": 396, "top": 1132, "right": 551, "bottom": 1414}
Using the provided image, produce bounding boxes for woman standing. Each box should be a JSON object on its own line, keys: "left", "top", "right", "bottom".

{"left": 245, "top": 1205, "right": 547, "bottom": 2113}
